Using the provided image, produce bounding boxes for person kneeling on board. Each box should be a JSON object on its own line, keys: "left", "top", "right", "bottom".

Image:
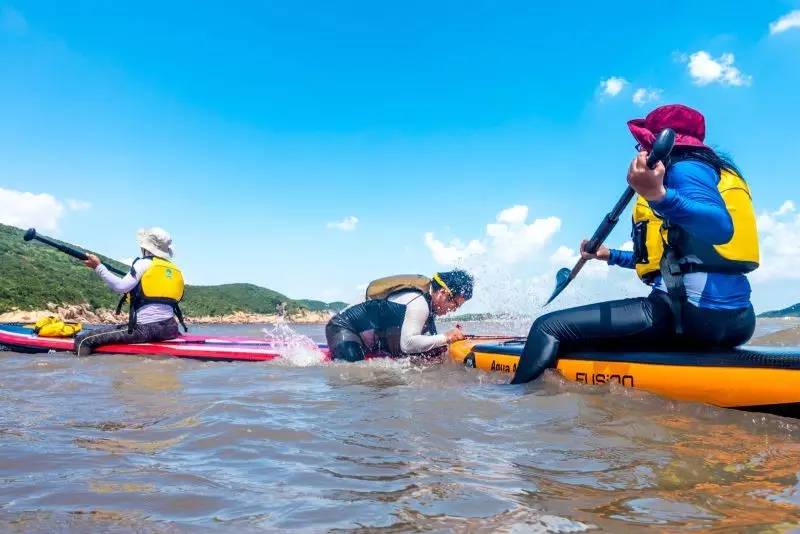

{"left": 326, "top": 270, "right": 474, "bottom": 362}
{"left": 512, "top": 104, "right": 759, "bottom": 384}
{"left": 74, "top": 227, "right": 187, "bottom": 356}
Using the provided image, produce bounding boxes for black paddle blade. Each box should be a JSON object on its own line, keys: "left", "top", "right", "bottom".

{"left": 23, "top": 228, "right": 36, "bottom": 241}
{"left": 545, "top": 267, "right": 572, "bottom": 305}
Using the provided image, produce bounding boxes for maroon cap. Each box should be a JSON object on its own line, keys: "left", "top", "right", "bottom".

{"left": 627, "top": 104, "right": 707, "bottom": 150}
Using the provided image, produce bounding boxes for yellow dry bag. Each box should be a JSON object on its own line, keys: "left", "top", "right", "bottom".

{"left": 32, "top": 316, "right": 82, "bottom": 338}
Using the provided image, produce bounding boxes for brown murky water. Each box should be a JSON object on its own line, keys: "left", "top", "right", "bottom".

{"left": 2, "top": 321, "right": 800, "bottom": 532}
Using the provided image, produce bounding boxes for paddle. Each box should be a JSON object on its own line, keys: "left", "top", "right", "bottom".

{"left": 23, "top": 228, "right": 128, "bottom": 277}
{"left": 464, "top": 334, "right": 525, "bottom": 341}
{"left": 544, "top": 128, "right": 676, "bottom": 306}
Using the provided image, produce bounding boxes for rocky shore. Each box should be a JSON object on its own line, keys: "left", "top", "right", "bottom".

{"left": 0, "top": 303, "right": 336, "bottom": 325}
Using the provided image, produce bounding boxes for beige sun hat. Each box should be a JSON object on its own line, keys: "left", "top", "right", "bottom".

{"left": 136, "top": 227, "right": 174, "bottom": 258}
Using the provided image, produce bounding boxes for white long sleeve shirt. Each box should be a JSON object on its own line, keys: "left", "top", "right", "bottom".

{"left": 391, "top": 290, "right": 448, "bottom": 353}
{"left": 95, "top": 258, "right": 174, "bottom": 324}
{"left": 349, "top": 290, "right": 448, "bottom": 353}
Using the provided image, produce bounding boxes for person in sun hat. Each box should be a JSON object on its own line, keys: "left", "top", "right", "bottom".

{"left": 326, "top": 270, "right": 474, "bottom": 362}
{"left": 511, "top": 104, "right": 760, "bottom": 384}
{"left": 73, "top": 227, "right": 187, "bottom": 356}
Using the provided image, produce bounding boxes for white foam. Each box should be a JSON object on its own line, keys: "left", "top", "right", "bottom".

{"left": 262, "top": 320, "right": 326, "bottom": 367}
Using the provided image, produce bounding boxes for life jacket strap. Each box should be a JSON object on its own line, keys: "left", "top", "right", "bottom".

{"left": 173, "top": 304, "right": 188, "bottom": 332}
{"left": 127, "top": 306, "right": 137, "bottom": 334}
{"left": 659, "top": 246, "right": 687, "bottom": 335}
{"left": 115, "top": 293, "right": 128, "bottom": 315}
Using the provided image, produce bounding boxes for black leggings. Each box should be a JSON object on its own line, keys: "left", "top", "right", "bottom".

{"left": 511, "top": 291, "right": 755, "bottom": 384}
{"left": 325, "top": 322, "right": 369, "bottom": 362}
{"left": 73, "top": 318, "right": 180, "bottom": 356}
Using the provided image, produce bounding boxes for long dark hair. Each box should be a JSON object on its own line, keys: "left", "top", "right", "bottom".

{"left": 669, "top": 146, "right": 743, "bottom": 178}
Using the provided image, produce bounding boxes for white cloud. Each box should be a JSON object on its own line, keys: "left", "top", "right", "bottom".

{"left": 422, "top": 206, "right": 649, "bottom": 320}
{"left": 549, "top": 245, "right": 577, "bottom": 266}
{"left": 776, "top": 200, "right": 795, "bottom": 216}
{"left": 326, "top": 215, "right": 359, "bottom": 232}
{"left": 0, "top": 187, "right": 66, "bottom": 232}
{"left": 496, "top": 204, "right": 529, "bottom": 225}
{"left": 424, "top": 205, "right": 560, "bottom": 266}
{"left": 770, "top": 10, "right": 800, "bottom": 35}
{"left": 0, "top": 6, "right": 28, "bottom": 34}
{"left": 424, "top": 232, "right": 486, "bottom": 265}
{"left": 632, "top": 87, "right": 662, "bottom": 106}
{"left": 599, "top": 76, "right": 627, "bottom": 97}
{"left": 686, "top": 51, "right": 751, "bottom": 87}
{"left": 750, "top": 201, "right": 800, "bottom": 283}
{"left": 486, "top": 206, "right": 561, "bottom": 264}
{"left": 66, "top": 199, "right": 92, "bottom": 211}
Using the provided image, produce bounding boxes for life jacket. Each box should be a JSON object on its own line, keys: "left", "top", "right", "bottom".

{"left": 365, "top": 274, "right": 432, "bottom": 301}
{"left": 116, "top": 257, "right": 187, "bottom": 333}
{"left": 334, "top": 275, "right": 437, "bottom": 356}
{"left": 31, "top": 316, "right": 82, "bottom": 338}
{"left": 631, "top": 166, "right": 759, "bottom": 331}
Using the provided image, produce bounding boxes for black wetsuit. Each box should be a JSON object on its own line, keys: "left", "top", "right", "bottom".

{"left": 512, "top": 159, "right": 757, "bottom": 384}
{"left": 511, "top": 291, "right": 754, "bottom": 384}
{"left": 326, "top": 292, "right": 437, "bottom": 362}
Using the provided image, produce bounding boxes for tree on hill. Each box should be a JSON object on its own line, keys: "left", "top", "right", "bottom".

{"left": 0, "top": 223, "right": 346, "bottom": 316}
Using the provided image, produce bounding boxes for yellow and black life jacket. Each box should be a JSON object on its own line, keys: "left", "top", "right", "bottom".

{"left": 116, "top": 257, "right": 187, "bottom": 332}
{"left": 631, "top": 168, "right": 759, "bottom": 281}
{"left": 631, "top": 167, "right": 759, "bottom": 332}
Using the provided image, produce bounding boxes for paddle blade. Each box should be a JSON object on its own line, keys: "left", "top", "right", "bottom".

{"left": 23, "top": 228, "right": 36, "bottom": 241}
{"left": 646, "top": 128, "right": 676, "bottom": 169}
{"left": 545, "top": 267, "right": 572, "bottom": 305}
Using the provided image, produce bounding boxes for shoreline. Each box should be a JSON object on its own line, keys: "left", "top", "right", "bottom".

{"left": 3, "top": 305, "right": 800, "bottom": 334}
{"left": 0, "top": 305, "right": 335, "bottom": 325}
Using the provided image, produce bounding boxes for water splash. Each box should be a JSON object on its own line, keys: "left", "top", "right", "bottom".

{"left": 262, "top": 319, "right": 327, "bottom": 367}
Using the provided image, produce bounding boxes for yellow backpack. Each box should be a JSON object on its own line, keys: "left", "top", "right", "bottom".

{"left": 31, "top": 316, "right": 83, "bottom": 338}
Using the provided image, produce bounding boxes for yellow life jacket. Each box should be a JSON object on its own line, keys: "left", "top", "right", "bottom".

{"left": 32, "top": 316, "right": 82, "bottom": 338}
{"left": 365, "top": 274, "right": 432, "bottom": 301}
{"left": 135, "top": 257, "right": 185, "bottom": 304}
{"left": 116, "top": 257, "right": 187, "bottom": 332}
{"left": 631, "top": 168, "right": 759, "bottom": 282}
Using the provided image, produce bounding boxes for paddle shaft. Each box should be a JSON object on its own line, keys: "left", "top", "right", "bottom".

{"left": 25, "top": 230, "right": 128, "bottom": 276}
{"left": 565, "top": 149, "right": 664, "bottom": 283}
{"left": 546, "top": 128, "right": 676, "bottom": 304}
{"left": 464, "top": 334, "right": 524, "bottom": 340}
{"left": 566, "top": 186, "right": 635, "bottom": 282}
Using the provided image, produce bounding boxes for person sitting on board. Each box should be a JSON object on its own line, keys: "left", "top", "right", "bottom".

{"left": 74, "top": 227, "right": 187, "bottom": 356}
{"left": 326, "top": 270, "right": 474, "bottom": 362}
{"left": 512, "top": 104, "right": 759, "bottom": 384}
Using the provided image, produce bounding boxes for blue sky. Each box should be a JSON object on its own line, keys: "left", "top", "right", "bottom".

{"left": 1, "top": 1, "right": 799, "bottom": 313}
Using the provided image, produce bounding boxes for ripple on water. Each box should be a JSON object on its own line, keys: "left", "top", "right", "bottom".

{"left": 3, "top": 323, "right": 800, "bottom": 530}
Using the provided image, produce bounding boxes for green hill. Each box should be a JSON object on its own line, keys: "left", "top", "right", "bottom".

{"left": 759, "top": 303, "right": 800, "bottom": 318}
{"left": 0, "top": 223, "right": 344, "bottom": 316}
{"left": 183, "top": 284, "right": 313, "bottom": 316}
{"left": 295, "top": 299, "right": 348, "bottom": 312}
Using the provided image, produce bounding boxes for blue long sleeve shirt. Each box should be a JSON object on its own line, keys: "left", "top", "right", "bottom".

{"left": 608, "top": 160, "right": 751, "bottom": 310}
